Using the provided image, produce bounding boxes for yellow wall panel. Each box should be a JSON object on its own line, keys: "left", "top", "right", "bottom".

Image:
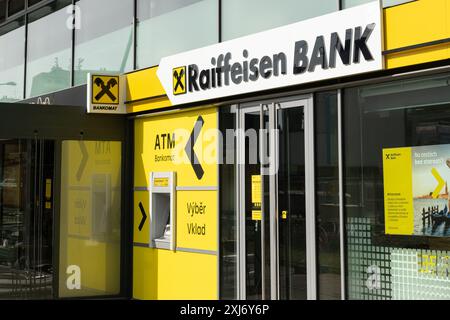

{"left": 385, "top": 0, "right": 450, "bottom": 68}
{"left": 126, "top": 67, "right": 166, "bottom": 102}
{"left": 134, "top": 118, "right": 146, "bottom": 188}
{"left": 133, "top": 247, "right": 218, "bottom": 300}
{"left": 60, "top": 239, "right": 121, "bottom": 297}
{"left": 126, "top": 97, "right": 172, "bottom": 114}
{"left": 386, "top": 45, "right": 449, "bottom": 69}
{"left": 176, "top": 190, "right": 218, "bottom": 252}
{"left": 125, "top": 67, "right": 172, "bottom": 114}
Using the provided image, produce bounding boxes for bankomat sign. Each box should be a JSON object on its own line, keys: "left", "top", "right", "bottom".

{"left": 157, "top": 1, "right": 383, "bottom": 106}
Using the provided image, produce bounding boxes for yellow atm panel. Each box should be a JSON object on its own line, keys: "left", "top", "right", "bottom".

{"left": 133, "top": 107, "right": 219, "bottom": 300}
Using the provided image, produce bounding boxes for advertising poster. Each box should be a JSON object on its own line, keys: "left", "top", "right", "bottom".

{"left": 251, "top": 175, "right": 262, "bottom": 221}
{"left": 383, "top": 144, "right": 450, "bottom": 237}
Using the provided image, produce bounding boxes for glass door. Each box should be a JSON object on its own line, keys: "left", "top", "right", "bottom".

{"left": 238, "top": 95, "right": 316, "bottom": 300}
{"left": 238, "top": 105, "right": 270, "bottom": 300}
{"left": 0, "top": 138, "right": 54, "bottom": 299}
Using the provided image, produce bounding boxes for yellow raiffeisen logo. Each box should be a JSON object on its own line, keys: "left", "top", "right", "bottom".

{"left": 173, "top": 66, "right": 186, "bottom": 95}
{"left": 92, "top": 75, "right": 119, "bottom": 105}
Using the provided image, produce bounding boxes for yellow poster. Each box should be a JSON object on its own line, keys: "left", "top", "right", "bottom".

{"left": 383, "top": 147, "right": 414, "bottom": 235}
{"left": 251, "top": 175, "right": 262, "bottom": 221}
{"left": 384, "top": 144, "right": 450, "bottom": 237}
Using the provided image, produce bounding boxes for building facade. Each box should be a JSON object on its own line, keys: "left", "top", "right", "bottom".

{"left": 0, "top": 0, "right": 449, "bottom": 300}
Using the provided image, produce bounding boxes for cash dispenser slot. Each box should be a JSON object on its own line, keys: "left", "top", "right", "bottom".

{"left": 150, "top": 172, "right": 176, "bottom": 250}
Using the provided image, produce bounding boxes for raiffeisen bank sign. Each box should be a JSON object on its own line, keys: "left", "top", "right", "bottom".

{"left": 157, "top": 1, "right": 383, "bottom": 106}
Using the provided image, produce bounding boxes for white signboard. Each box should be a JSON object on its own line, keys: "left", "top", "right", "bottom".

{"left": 157, "top": 1, "right": 383, "bottom": 106}
{"left": 87, "top": 73, "right": 127, "bottom": 114}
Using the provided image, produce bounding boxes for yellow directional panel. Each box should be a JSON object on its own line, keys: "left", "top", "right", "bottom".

{"left": 134, "top": 191, "right": 150, "bottom": 245}
{"left": 134, "top": 107, "right": 218, "bottom": 188}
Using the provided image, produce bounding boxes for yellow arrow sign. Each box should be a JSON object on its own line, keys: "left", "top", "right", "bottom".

{"left": 431, "top": 168, "right": 445, "bottom": 199}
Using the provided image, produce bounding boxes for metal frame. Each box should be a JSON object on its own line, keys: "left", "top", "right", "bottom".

{"left": 337, "top": 89, "right": 346, "bottom": 300}
{"left": 70, "top": 0, "right": 75, "bottom": 87}
{"left": 149, "top": 171, "right": 176, "bottom": 251}
{"left": 132, "top": 0, "right": 137, "bottom": 70}
{"left": 23, "top": 12, "right": 28, "bottom": 100}
{"left": 268, "top": 102, "right": 278, "bottom": 300}
{"left": 303, "top": 96, "right": 317, "bottom": 300}
{"left": 259, "top": 103, "right": 267, "bottom": 299}
{"left": 276, "top": 97, "right": 316, "bottom": 300}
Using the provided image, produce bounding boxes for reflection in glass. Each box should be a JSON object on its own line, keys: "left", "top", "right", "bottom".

{"left": 314, "top": 91, "right": 341, "bottom": 300}
{"left": 244, "top": 110, "right": 264, "bottom": 300}
{"left": 277, "top": 106, "right": 307, "bottom": 300}
{"left": 0, "top": 21, "right": 25, "bottom": 102}
{"left": 26, "top": 1, "right": 72, "bottom": 98}
{"left": 59, "top": 140, "right": 122, "bottom": 298}
{"left": 74, "top": 0, "right": 134, "bottom": 85}
{"left": 7, "top": 0, "right": 25, "bottom": 16}
{"left": 0, "top": 139, "right": 54, "bottom": 299}
{"left": 219, "top": 107, "right": 238, "bottom": 299}
{"left": 136, "top": 0, "right": 218, "bottom": 68}
{"left": 344, "top": 73, "right": 450, "bottom": 300}
{"left": 221, "top": 0, "right": 338, "bottom": 41}
{"left": 342, "top": 0, "right": 414, "bottom": 8}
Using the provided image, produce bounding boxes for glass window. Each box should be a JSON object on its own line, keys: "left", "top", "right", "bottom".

{"left": 28, "top": 0, "right": 44, "bottom": 7}
{"left": 219, "top": 106, "right": 237, "bottom": 299}
{"left": 315, "top": 91, "right": 341, "bottom": 300}
{"left": 59, "top": 140, "right": 122, "bottom": 298}
{"left": 342, "top": 0, "right": 414, "bottom": 9}
{"left": 0, "top": 1, "right": 6, "bottom": 22}
{"left": 0, "top": 139, "right": 54, "bottom": 299}
{"left": 73, "top": 0, "right": 134, "bottom": 86}
{"left": 221, "top": 0, "right": 338, "bottom": 41}
{"left": 344, "top": 72, "right": 450, "bottom": 300}
{"left": 26, "top": 0, "right": 72, "bottom": 98}
{"left": 7, "top": 0, "right": 24, "bottom": 16}
{"left": 136, "top": 0, "right": 218, "bottom": 69}
{"left": 0, "top": 19, "right": 25, "bottom": 102}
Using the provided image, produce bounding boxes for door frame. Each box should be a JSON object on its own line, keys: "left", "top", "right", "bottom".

{"left": 235, "top": 94, "right": 316, "bottom": 300}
